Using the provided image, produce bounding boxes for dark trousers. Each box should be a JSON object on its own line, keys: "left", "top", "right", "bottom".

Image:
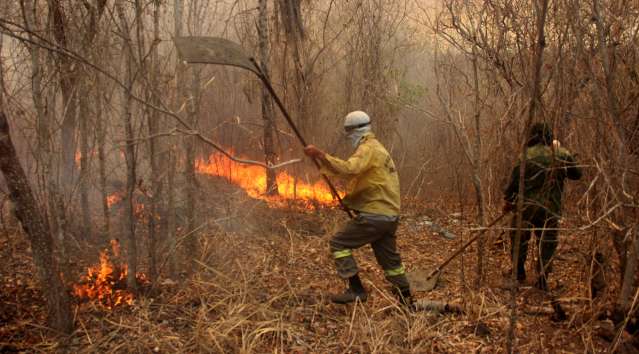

{"left": 330, "top": 215, "right": 410, "bottom": 292}
{"left": 510, "top": 207, "right": 558, "bottom": 280}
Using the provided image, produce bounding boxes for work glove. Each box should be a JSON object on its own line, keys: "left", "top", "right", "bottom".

{"left": 552, "top": 139, "right": 561, "bottom": 149}
{"left": 303, "top": 145, "right": 326, "bottom": 160}
{"left": 503, "top": 201, "right": 515, "bottom": 214}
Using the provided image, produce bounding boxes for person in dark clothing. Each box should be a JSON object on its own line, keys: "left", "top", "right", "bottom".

{"left": 504, "top": 123, "right": 582, "bottom": 290}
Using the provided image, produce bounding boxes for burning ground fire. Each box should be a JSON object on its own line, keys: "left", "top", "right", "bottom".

{"left": 74, "top": 149, "right": 338, "bottom": 308}
{"left": 73, "top": 240, "right": 147, "bottom": 309}
{"left": 74, "top": 152, "right": 335, "bottom": 307}
{"left": 195, "top": 150, "right": 340, "bottom": 208}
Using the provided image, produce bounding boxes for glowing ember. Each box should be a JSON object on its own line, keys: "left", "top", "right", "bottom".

{"left": 195, "top": 150, "right": 340, "bottom": 208}
{"left": 74, "top": 150, "right": 96, "bottom": 165}
{"left": 105, "top": 191, "right": 149, "bottom": 222}
{"left": 106, "top": 193, "right": 123, "bottom": 208}
{"left": 134, "top": 203, "right": 145, "bottom": 219}
{"left": 73, "top": 240, "right": 147, "bottom": 309}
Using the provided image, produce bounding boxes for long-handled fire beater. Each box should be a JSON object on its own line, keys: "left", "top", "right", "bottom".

{"left": 174, "top": 36, "right": 354, "bottom": 218}
{"left": 173, "top": 37, "right": 513, "bottom": 295}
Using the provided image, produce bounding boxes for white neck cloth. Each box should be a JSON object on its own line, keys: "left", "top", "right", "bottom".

{"left": 348, "top": 126, "right": 371, "bottom": 148}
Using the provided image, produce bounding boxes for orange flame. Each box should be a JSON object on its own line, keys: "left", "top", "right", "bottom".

{"left": 105, "top": 192, "right": 147, "bottom": 220}
{"left": 195, "top": 150, "right": 339, "bottom": 208}
{"left": 75, "top": 150, "right": 97, "bottom": 165}
{"left": 134, "top": 203, "right": 145, "bottom": 218}
{"left": 106, "top": 193, "right": 123, "bottom": 208}
{"left": 73, "top": 240, "right": 146, "bottom": 309}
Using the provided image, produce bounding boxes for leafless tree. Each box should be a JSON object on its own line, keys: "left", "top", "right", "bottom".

{"left": 0, "top": 36, "right": 73, "bottom": 334}
{"left": 258, "top": 0, "right": 279, "bottom": 195}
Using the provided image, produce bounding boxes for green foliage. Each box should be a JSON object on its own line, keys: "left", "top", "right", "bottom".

{"left": 398, "top": 80, "right": 427, "bottom": 106}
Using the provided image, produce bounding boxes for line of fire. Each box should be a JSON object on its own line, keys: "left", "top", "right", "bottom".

{"left": 2, "top": 1, "right": 639, "bottom": 352}
{"left": 70, "top": 148, "right": 341, "bottom": 309}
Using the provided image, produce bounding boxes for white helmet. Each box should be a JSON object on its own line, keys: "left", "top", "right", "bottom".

{"left": 344, "top": 111, "right": 371, "bottom": 131}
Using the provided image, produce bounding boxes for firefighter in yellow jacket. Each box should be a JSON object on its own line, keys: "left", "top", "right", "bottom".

{"left": 304, "top": 111, "right": 411, "bottom": 305}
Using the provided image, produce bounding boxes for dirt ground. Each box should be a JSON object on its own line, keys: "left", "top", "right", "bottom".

{"left": 0, "top": 190, "right": 632, "bottom": 353}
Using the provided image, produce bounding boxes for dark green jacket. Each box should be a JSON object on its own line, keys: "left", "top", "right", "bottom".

{"left": 504, "top": 144, "right": 582, "bottom": 215}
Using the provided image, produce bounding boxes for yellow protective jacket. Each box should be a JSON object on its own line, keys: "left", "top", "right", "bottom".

{"left": 320, "top": 133, "right": 400, "bottom": 217}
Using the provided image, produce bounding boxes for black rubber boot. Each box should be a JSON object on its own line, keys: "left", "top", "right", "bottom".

{"left": 331, "top": 274, "right": 368, "bottom": 304}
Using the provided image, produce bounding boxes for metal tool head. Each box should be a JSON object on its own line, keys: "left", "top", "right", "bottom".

{"left": 174, "top": 36, "right": 258, "bottom": 75}
{"left": 407, "top": 268, "right": 441, "bottom": 292}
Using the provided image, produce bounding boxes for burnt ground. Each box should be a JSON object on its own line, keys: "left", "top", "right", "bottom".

{"left": 0, "top": 181, "right": 635, "bottom": 353}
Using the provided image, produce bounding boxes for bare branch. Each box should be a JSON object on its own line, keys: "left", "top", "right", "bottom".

{"left": 0, "top": 18, "right": 299, "bottom": 171}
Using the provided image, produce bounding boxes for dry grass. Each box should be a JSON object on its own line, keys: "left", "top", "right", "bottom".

{"left": 0, "top": 199, "right": 621, "bottom": 353}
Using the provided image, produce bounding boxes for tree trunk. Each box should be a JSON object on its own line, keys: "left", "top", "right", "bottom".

{"left": 281, "top": 0, "right": 309, "bottom": 137}
{"left": 178, "top": 0, "right": 201, "bottom": 274}
{"left": 78, "top": 76, "right": 92, "bottom": 239}
{"left": 173, "top": 0, "right": 186, "bottom": 275}
{"left": 76, "top": 0, "right": 108, "bottom": 241}
{"left": 20, "top": 0, "right": 56, "bottom": 246}
{"left": 258, "top": 0, "right": 279, "bottom": 195}
{"left": 0, "top": 52, "right": 73, "bottom": 331}
{"left": 48, "top": 0, "right": 78, "bottom": 189}
{"left": 46, "top": 0, "right": 77, "bottom": 279}
{"left": 116, "top": 0, "right": 138, "bottom": 292}
{"left": 507, "top": 1, "right": 549, "bottom": 352}
{"left": 96, "top": 67, "right": 110, "bottom": 240}
{"left": 471, "top": 44, "right": 486, "bottom": 289}
{"left": 145, "top": 0, "right": 162, "bottom": 284}
{"left": 185, "top": 68, "right": 199, "bottom": 274}
{"left": 20, "top": 0, "right": 49, "bottom": 187}
{"left": 166, "top": 149, "right": 177, "bottom": 277}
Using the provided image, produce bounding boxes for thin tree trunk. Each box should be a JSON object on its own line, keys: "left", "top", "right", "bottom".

{"left": 20, "top": 0, "right": 55, "bottom": 241}
{"left": 20, "top": 0, "right": 48, "bottom": 186}
{"left": 282, "top": 1, "right": 308, "bottom": 137}
{"left": 96, "top": 68, "right": 109, "bottom": 240}
{"left": 258, "top": 0, "right": 279, "bottom": 195}
{"left": 116, "top": 0, "right": 138, "bottom": 292}
{"left": 79, "top": 76, "right": 91, "bottom": 239}
{"left": 471, "top": 43, "right": 486, "bottom": 289}
{"left": 592, "top": 0, "right": 626, "bottom": 151}
{"left": 0, "top": 50, "right": 73, "bottom": 332}
{"left": 146, "top": 0, "right": 162, "bottom": 284}
{"left": 185, "top": 67, "right": 199, "bottom": 274}
{"left": 76, "top": 0, "right": 108, "bottom": 241}
{"left": 46, "top": 0, "right": 76, "bottom": 278}
{"left": 133, "top": 0, "right": 153, "bottom": 282}
{"left": 507, "top": 1, "right": 549, "bottom": 352}
{"left": 166, "top": 149, "right": 177, "bottom": 277}
{"left": 173, "top": 0, "right": 185, "bottom": 276}
{"left": 93, "top": 22, "right": 112, "bottom": 242}
{"left": 181, "top": 0, "right": 201, "bottom": 274}
{"left": 48, "top": 0, "right": 78, "bottom": 189}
